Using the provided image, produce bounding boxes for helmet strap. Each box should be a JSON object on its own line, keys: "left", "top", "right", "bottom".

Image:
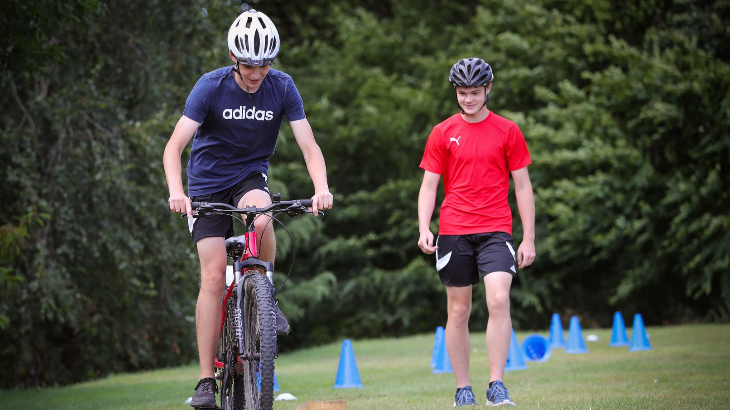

{"left": 232, "top": 60, "right": 243, "bottom": 81}
{"left": 232, "top": 60, "right": 253, "bottom": 99}
{"left": 458, "top": 103, "right": 487, "bottom": 116}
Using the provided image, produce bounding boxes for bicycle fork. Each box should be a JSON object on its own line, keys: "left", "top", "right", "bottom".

{"left": 233, "top": 258, "right": 275, "bottom": 361}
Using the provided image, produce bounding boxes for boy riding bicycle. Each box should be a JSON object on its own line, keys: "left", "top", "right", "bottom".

{"left": 163, "top": 9, "right": 333, "bottom": 408}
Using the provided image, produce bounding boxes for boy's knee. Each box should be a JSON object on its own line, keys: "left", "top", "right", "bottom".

{"left": 200, "top": 267, "right": 226, "bottom": 292}
{"left": 486, "top": 292, "right": 510, "bottom": 314}
{"left": 253, "top": 216, "right": 273, "bottom": 234}
{"left": 448, "top": 302, "right": 472, "bottom": 323}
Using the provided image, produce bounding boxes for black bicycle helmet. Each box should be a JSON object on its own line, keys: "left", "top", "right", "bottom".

{"left": 449, "top": 58, "right": 494, "bottom": 87}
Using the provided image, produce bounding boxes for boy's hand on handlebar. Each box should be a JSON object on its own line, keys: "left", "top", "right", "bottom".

{"left": 311, "top": 191, "right": 333, "bottom": 216}
{"left": 168, "top": 192, "right": 192, "bottom": 217}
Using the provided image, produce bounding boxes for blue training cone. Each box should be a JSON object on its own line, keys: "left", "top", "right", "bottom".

{"left": 629, "top": 313, "right": 652, "bottom": 352}
{"left": 431, "top": 326, "right": 445, "bottom": 368}
{"left": 565, "top": 316, "right": 589, "bottom": 353}
{"left": 256, "top": 364, "right": 280, "bottom": 392}
{"left": 521, "top": 334, "right": 552, "bottom": 362}
{"left": 432, "top": 329, "right": 453, "bottom": 373}
{"left": 505, "top": 328, "right": 528, "bottom": 371}
{"left": 549, "top": 313, "right": 567, "bottom": 349}
{"left": 333, "top": 339, "right": 363, "bottom": 388}
{"left": 610, "top": 311, "right": 629, "bottom": 347}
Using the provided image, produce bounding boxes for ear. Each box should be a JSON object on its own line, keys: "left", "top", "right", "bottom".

{"left": 486, "top": 83, "right": 493, "bottom": 94}
{"left": 229, "top": 51, "right": 238, "bottom": 64}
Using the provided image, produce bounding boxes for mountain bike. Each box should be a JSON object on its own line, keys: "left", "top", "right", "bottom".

{"left": 188, "top": 194, "right": 317, "bottom": 410}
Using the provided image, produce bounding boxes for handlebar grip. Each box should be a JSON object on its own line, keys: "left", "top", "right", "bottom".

{"left": 191, "top": 201, "right": 203, "bottom": 209}
{"left": 300, "top": 199, "right": 313, "bottom": 208}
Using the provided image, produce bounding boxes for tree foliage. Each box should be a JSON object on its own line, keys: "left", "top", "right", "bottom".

{"left": 1, "top": 0, "right": 728, "bottom": 387}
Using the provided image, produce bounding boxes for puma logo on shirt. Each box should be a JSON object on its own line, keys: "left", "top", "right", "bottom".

{"left": 450, "top": 136, "right": 461, "bottom": 146}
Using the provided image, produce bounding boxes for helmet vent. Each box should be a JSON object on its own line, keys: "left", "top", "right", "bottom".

{"left": 253, "top": 30, "right": 260, "bottom": 55}
{"left": 258, "top": 17, "right": 267, "bottom": 29}
{"left": 263, "top": 35, "right": 269, "bottom": 56}
{"left": 270, "top": 37, "right": 277, "bottom": 54}
{"left": 244, "top": 34, "right": 250, "bottom": 53}
{"left": 245, "top": 17, "right": 253, "bottom": 28}
{"left": 235, "top": 36, "right": 243, "bottom": 54}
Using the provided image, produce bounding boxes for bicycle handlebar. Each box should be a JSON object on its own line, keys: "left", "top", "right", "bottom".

{"left": 190, "top": 199, "right": 314, "bottom": 215}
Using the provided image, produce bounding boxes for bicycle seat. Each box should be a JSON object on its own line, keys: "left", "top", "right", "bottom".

{"left": 225, "top": 235, "right": 247, "bottom": 255}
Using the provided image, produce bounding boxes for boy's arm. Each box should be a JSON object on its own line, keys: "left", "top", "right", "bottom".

{"left": 163, "top": 115, "right": 200, "bottom": 217}
{"left": 511, "top": 166, "right": 536, "bottom": 268}
{"left": 417, "top": 170, "right": 441, "bottom": 254}
{"left": 289, "top": 118, "right": 333, "bottom": 215}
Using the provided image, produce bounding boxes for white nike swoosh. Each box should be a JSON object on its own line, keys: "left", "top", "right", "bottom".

{"left": 506, "top": 242, "right": 516, "bottom": 261}
{"left": 436, "top": 251, "right": 452, "bottom": 271}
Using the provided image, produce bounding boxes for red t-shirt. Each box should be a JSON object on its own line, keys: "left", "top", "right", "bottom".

{"left": 419, "top": 111, "right": 531, "bottom": 235}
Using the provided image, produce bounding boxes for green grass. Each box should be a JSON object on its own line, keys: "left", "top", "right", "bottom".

{"left": 1, "top": 324, "right": 729, "bottom": 409}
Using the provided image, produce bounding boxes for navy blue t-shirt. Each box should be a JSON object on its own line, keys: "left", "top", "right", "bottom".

{"left": 183, "top": 67, "right": 306, "bottom": 196}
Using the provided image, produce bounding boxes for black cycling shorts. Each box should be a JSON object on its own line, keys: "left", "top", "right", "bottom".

{"left": 188, "top": 172, "right": 269, "bottom": 243}
{"left": 434, "top": 232, "right": 517, "bottom": 287}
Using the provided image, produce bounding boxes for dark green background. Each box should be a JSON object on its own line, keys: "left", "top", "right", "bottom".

{"left": 1, "top": 0, "right": 728, "bottom": 388}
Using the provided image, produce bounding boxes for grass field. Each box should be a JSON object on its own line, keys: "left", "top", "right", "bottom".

{"left": 1, "top": 324, "right": 729, "bottom": 409}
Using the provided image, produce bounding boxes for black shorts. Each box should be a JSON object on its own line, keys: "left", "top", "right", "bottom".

{"left": 188, "top": 172, "right": 270, "bottom": 243}
{"left": 435, "top": 232, "right": 517, "bottom": 287}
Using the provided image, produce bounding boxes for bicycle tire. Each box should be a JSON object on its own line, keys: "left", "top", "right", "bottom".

{"left": 242, "top": 273, "right": 277, "bottom": 410}
{"left": 218, "top": 290, "right": 245, "bottom": 410}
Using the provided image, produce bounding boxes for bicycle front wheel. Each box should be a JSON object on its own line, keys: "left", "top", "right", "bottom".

{"left": 242, "top": 273, "right": 277, "bottom": 410}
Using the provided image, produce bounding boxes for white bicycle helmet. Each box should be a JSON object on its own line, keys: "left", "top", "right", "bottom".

{"left": 228, "top": 9, "right": 280, "bottom": 66}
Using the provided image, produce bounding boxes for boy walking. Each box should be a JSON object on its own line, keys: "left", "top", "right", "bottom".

{"left": 417, "top": 58, "right": 535, "bottom": 407}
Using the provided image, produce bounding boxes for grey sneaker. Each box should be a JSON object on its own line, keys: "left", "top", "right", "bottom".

{"left": 190, "top": 377, "right": 218, "bottom": 408}
{"left": 454, "top": 385, "right": 477, "bottom": 406}
{"left": 275, "top": 304, "right": 290, "bottom": 335}
{"left": 486, "top": 380, "right": 516, "bottom": 407}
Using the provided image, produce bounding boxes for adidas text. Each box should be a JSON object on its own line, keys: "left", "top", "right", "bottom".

{"left": 223, "top": 106, "right": 274, "bottom": 121}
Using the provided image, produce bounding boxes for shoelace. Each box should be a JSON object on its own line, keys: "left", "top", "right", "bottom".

{"left": 197, "top": 378, "right": 217, "bottom": 394}
{"left": 456, "top": 387, "right": 476, "bottom": 405}
{"left": 489, "top": 383, "right": 511, "bottom": 403}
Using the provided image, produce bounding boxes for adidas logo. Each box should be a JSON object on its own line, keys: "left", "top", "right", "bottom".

{"left": 222, "top": 106, "right": 274, "bottom": 121}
